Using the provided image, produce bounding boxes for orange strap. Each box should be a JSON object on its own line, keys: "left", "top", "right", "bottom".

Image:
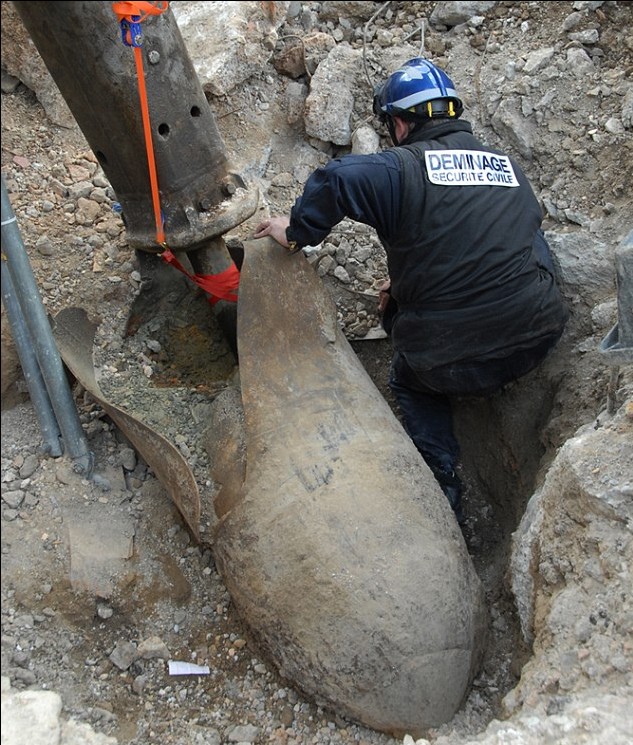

{"left": 113, "top": 1, "right": 240, "bottom": 304}
{"left": 134, "top": 43, "right": 165, "bottom": 245}
{"left": 113, "top": 1, "right": 168, "bottom": 244}
{"left": 112, "top": 2, "right": 168, "bottom": 26}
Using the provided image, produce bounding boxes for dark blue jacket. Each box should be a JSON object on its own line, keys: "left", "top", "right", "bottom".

{"left": 287, "top": 120, "right": 567, "bottom": 368}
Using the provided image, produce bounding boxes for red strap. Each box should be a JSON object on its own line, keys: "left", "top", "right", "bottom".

{"left": 161, "top": 249, "right": 240, "bottom": 305}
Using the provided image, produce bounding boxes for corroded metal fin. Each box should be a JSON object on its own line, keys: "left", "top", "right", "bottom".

{"left": 52, "top": 306, "right": 201, "bottom": 540}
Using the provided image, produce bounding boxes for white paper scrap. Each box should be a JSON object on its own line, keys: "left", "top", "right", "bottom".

{"left": 168, "top": 660, "right": 210, "bottom": 676}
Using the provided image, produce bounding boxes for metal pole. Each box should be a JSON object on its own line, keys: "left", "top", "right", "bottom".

{"left": 1, "top": 177, "right": 93, "bottom": 475}
{"left": 599, "top": 230, "right": 632, "bottom": 414}
{"left": 1, "top": 262, "right": 63, "bottom": 456}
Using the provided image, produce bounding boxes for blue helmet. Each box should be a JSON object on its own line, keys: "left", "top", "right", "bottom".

{"left": 373, "top": 58, "right": 463, "bottom": 123}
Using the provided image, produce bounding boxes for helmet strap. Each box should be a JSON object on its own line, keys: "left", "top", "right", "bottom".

{"left": 387, "top": 117, "right": 399, "bottom": 146}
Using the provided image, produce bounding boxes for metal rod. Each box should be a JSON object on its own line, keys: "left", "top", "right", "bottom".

{"left": 1, "top": 176, "right": 93, "bottom": 475}
{"left": 1, "top": 261, "right": 63, "bottom": 456}
{"left": 599, "top": 229, "right": 633, "bottom": 366}
{"left": 615, "top": 232, "right": 632, "bottom": 349}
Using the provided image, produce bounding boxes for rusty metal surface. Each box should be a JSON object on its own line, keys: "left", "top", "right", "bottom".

{"left": 13, "top": 1, "right": 258, "bottom": 250}
{"left": 211, "top": 238, "right": 488, "bottom": 736}
{"left": 51, "top": 306, "right": 201, "bottom": 540}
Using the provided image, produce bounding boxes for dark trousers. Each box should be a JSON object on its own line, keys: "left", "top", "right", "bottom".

{"left": 388, "top": 336, "right": 557, "bottom": 518}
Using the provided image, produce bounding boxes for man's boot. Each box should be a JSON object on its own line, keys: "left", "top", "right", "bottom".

{"left": 424, "top": 455, "right": 464, "bottom": 525}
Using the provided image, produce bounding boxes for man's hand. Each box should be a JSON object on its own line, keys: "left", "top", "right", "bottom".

{"left": 378, "top": 279, "right": 391, "bottom": 312}
{"left": 254, "top": 216, "right": 291, "bottom": 248}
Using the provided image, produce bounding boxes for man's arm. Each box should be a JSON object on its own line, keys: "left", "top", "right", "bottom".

{"left": 254, "top": 152, "right": 401, "bottom": 249}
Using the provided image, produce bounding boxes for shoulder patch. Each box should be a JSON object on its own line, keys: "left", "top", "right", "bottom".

{"left": 424, "top": 149, "right": 519, "bottom": 187}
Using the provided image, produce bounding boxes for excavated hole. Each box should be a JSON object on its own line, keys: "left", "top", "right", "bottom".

{"left": 100, "top": 268, "right": 557, "bottom": 727}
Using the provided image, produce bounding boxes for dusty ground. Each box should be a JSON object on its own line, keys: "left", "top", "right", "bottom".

{"left": 2, "top": 2, "right": 632, "bottom": 744}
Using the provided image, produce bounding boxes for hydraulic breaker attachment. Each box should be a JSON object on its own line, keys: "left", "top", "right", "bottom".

{"left": 13, "top": 1, "right": 257, "bottom": 349}
{"left": 12, "top": 1, "right": 257, "bottom": 251}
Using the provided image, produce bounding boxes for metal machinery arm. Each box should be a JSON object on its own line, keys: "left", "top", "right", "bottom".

{"left": 12, "top": 0, "right": 259, "bottom": 351}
